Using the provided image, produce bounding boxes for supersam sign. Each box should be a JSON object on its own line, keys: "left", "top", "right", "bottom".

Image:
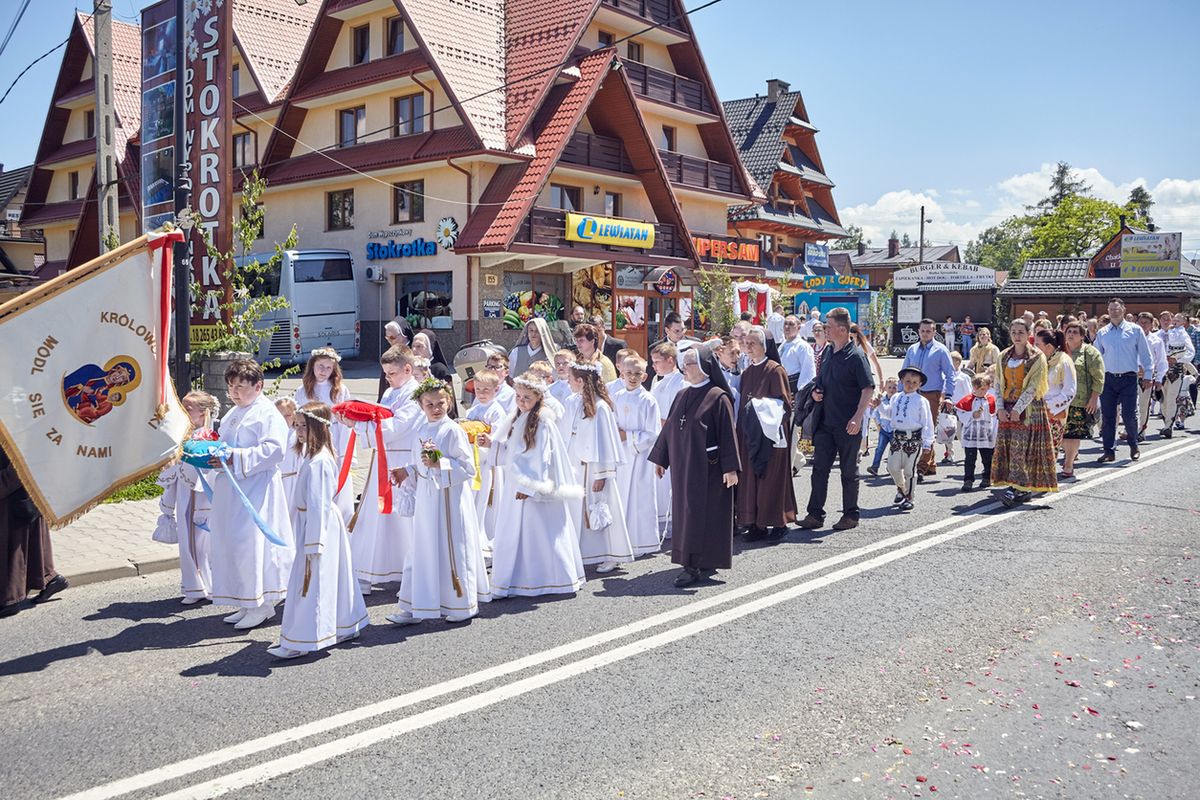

{"left": 565, "top": 213, "right": 656, "bottom": 249}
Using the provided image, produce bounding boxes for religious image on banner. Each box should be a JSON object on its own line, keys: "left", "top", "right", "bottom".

{"left": 0, "top": 232, "right": 190, "bottom": 527}
{"left": 572, "top": 264, "right": 613, "bottom": 325}
{"left": 732, "top": 281, "right": 772, "bottom": 325}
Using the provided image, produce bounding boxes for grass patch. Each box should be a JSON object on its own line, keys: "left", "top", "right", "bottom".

{"left": 103, "top": 473, "right": 164, "bottom": 504}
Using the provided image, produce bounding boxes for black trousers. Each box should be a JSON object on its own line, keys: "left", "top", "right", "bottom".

{"left": 963, "top": 447, "right": 993, "bottom": 483}
{"left": 807, "top": 426, "right": 862, "bottom": 521}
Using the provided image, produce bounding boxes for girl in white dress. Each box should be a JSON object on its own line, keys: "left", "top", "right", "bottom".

{"left": 271, "top": 403, "right": 370, "bottom": 659}
{"left": 482, "top": 376, "right": 586, "bottom": 598}
{"left": 153, "top": 390, "right": 219, "bottom": 604}
{"left": 548, "top": 350, "right": 576, "bottom": 406}
{"left": 388, "top": 379, "right": 491, "bottom": 624}
{"left": 350, "top": 345, "right": 422, "bottom": 593}
{"left": 294, "top": 347, "right": 355, "bottom": 524}
{"left": 610, "top": 356, "right": 661, "bottom": 556}
{"left": 560, "top": 362, "right": 633, "bottom": 573}
{"left": 525, "top": 361, "right": 565, "bottom": 418}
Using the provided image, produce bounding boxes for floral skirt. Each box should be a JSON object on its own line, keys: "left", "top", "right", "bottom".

{"left": 1063, "top": 405, "right": 1095, "bottom": 440}
{"left": 991, "top": 400, "right": 1058, "bottom": 493}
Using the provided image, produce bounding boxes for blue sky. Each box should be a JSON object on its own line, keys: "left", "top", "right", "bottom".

{"left": 3, "top": 0, "right": 1198, "bottom": 254}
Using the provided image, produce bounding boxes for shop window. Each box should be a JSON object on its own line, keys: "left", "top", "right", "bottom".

{"left": 352, "top": 24, "right": 370, "bottom": 65}
{"left": 502, "top": 272, "right": 567, "bottom": 330}
{"left": 549, "top": 183, "right": 581, "bottom": 212}
{"left": 386, "top": 17, "right": 405, "bottom": 56}
{"left": 84, "top": 109, "right": 95, "bottom": 139}
{"left": 231, "top": 65, "right": 241, "bottom": 98}
{"left": 661, "top": 125, "right": 676, "bottom": 152}
{"left": 604, "top": 191, "right": 622, "bottom": 218}
{"left": 338, "top": 106, "right": 366, "bottom": 148}
{"left": 233, "top": 132, "right": 253, "bottom": 168}
{"left": 598, "top": 31, "right": 614, "bottom": 47}
{"left": 627, "top": 40, "right": 643, "bottom": 63}
{"left": 396, "top": 271, "right": 453, "bottom": 330}
{"left": 69, "top": 171, "right": 79, "bottom": 200}
{"left": 326, "top": 189, "right": 354, "bottom": 230}
{"left": 393, "top": 93, "right": 425, "bottom": 137}
{"left": 393, "top": 179, "right": 424, "bottom": 223}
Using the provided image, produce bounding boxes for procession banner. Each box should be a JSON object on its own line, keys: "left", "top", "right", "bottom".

{"left": 0, "top": 233, "right": 190, "bottom": 527}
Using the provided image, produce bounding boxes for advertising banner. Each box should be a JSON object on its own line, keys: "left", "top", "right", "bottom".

{"left": 565, "top": 212, "right": 656, "bottom": 249}
{"left": 893, "top": 262, "right": 995, "bottom": 290}
{"left": 804, "top": 243, "right": 829, "bottom": 270}
{"left": 1120, "top": 233, "right": 1182, "bottom": 278}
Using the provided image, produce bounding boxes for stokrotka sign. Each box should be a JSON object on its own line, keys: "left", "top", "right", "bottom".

{"left": 364, "top": 238, "right": 439, "bottom": 261}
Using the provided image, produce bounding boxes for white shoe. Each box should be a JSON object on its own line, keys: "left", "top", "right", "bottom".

{"left": 386, "top": 612, "right": 420, "bottom": 626}
{"left": 233, "top": 606, "right": 275, "bottom": 629}
{"left": 445, "top": 612, "right": 473, "bottom": 623}
{"left": 268, "top": 646, "right": 305, "bottom": 659}
{"left": 337, "top": 631, "right": 361, "bottom": 644}
{"left": 358, "top": 579, "right": 373, "bottom": 596}
{"left": 181, "top": 596, "right": 203, "bottom": 606}
{"left": 595, "top": 560, "right": 618, "bottom": 574}
{"left": 223, "top": 609, "right": 247, "bottom": 624}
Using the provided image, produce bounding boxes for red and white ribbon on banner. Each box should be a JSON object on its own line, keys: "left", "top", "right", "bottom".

{"left": 147, "top": 230, "right": 186, "bottom": 411}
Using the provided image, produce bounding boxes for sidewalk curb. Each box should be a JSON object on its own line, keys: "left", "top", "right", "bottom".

{"left": 63, "top": 556, "right": 180, "bottom": 588}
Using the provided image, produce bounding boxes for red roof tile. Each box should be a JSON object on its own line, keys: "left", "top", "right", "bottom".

{"left": 77, "top": 13, "right": 142, "bottom": 135}
{"left": 232, "top": 0, "right": 322, "bottom": 103}
{"left": 290, "top": 50, "right": 431, "bottom": 102}
{"left": 504, "top": 0, "right": 598, "bottom": 148}
{"left": 40, "top": 137, "right": 97, "bottom": 166}
{"left": 20, "top": 199, "right": 86, "bottom": 226}
{"left": 262, "top": 125, "right": 478, "bottom": 186}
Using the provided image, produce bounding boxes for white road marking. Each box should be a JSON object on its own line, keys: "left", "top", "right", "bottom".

{"left": 55, "top": 437, "right": 1199, "bottom": 800}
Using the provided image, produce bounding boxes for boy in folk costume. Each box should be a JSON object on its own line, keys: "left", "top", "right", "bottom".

{"left": 274, "top": 397, "right": 302, "bottom": 504}
{"left": 561, "top": 361, "right": 634, "bottom": 573}
{"left": 388, "top": 379, "right": 491, "bottom": 625}
{"left": 888, "top": 367, "right": 935, "bottom": 512}
{"left": 351, "top": 345, "right": 422, "bottom": 594}
{"left": 866, "top": 377, "right": 897, "bottom": 477}
{"left": 648, "top": 342, "right": 685, "bottom": 538}
{"left": 153, "top": 391, "right": 220, "bottom": 604}
{"left": 208, "top": 359, "right": 295, "bottom": 630}
{"left": 611, "top": 356, "right": 662, "bottom": 557}
{"left": 294, "top": 347, "right": 355, "bottom": 524}
{"left": 480, "top": 375, "right": 586, "bottom": 598}
{"left": 465, "top": 371, "right": 508, "bottom": 549}
{"left": 956, "top": 374, "right": 997, "bottom": 492}
{"left": 270, "top": 403, "right": 370, "bottom": 659}
{"left": 548, "top": 350, "right": 577, "bottom": 406}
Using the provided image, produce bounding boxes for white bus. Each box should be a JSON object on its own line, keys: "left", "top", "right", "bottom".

{"left": 244, "top": 249, "right": 361, "bottom": 365}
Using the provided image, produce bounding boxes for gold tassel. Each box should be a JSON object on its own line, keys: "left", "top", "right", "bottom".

{"left": 154, "top": 403, "right": 169, "bottom": 422}
{"left": 301, "top": 554, "right": 312, "bottom": 597}
{"left": 444, "top": 486, "right": 463, "bottom": 597}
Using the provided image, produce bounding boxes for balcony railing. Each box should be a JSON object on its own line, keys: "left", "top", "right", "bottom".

{"left": 621, "top": 60, "right": 715, "bottom": 115}
{"left": 659, "top": 150, "right": 735, "bottom": 193}
{"left": 600, "top": 0, "right": 687, "bottom": 33}
{"left": 516, "top": 206, "right": 688, "bottom": 260}
{"left": 560, "top": 132, "right": 635, "bottom": 174}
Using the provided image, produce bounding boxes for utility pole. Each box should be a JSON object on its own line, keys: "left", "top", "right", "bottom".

{"left": 172, "top": 0, "right": 192, "bottom": 396}
{"left": 918, "top": 205, "right": 926, "bottom": 265}
{"left": 93, "top": 0, "right": 118, "bottom": 252}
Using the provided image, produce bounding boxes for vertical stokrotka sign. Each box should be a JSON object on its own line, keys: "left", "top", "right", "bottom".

{"left": 141, "top": 0, "right": 234, "bottom": 348}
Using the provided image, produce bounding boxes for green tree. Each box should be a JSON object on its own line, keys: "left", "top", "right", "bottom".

{"left": 900, "top": 232, "right": 913, "bottom": 248}
{"left": 831, "top": 224, "right": 869, "bottom": 250}
{"left": 1025, "top": 194, "right": 1127, "bottom": 259}
{"left": 965, "top": 215, "right": 1032, "bottom": 276}
{"left": 1028, "top": 161, "right": 1091, "bottom": 214}
{"left": 866, "top": 279, "right": 893, "bottom": 352}
{"left": 1127, "top": 185, "right": 1155, "bottom": 230}
{"left": 696, "top": 264, "right": 736, "bottom": 336}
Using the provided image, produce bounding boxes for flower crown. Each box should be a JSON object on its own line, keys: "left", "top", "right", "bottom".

{"left": 570, "top": 361, "right": 603, "bottom": 375}
{"left": 310, "top": 347, "right": 342, "bottom": 362}
{"left": 411, "top": 377, "right": 451, "bottom": 402}
{"left": 298, "top": 408, "right": 331, "bottom": 426}
{"left": 513, "top": 375, "right": 548, "bottom": 393}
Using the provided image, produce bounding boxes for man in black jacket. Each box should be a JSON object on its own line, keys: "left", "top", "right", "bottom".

{"left": 589, "top": 314, "right": 627, "bottom": 365}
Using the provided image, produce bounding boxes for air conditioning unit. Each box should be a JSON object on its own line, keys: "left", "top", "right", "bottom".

{"left": 364, "top": 265, "right": 387, "bottom": 283}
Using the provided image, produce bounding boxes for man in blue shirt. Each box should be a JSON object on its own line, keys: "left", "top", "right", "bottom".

{"left": 900, "top": 319, "right": 956, "bottom": 476}
{"left": 1093, "top": 297, "right": 1153, "bottom": 463}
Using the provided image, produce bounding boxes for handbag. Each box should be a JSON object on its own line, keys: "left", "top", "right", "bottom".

{"left": 586, "top": 500, "right": 613, "bottom": 531}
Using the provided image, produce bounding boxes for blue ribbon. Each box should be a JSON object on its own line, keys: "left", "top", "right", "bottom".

{"left": 192, "top": 445, "right": 286, "bottom": 547}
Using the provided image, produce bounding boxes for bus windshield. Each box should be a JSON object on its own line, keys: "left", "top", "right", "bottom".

{"left": 294, "top": 258, "right": 353, "bottom": 283}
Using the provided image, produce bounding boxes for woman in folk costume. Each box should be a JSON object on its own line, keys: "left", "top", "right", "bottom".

{"left": 509, "top": 317, "right": 558, "bottom": 378}
{"left": 482, "top": 375, "right": 586, "bottom": 598}
{"left": 153, "top": 390, "right": 220, "bottom": 604}
{"left": 1034, "top": 329, "right": 1077, "bottom": 455}
{"left": 610, "top": 355, "right": 662, "bottom": 556}
{"left": 271, "top": 403, "right": 369, "bottom": 659}
{"left": 209, "top": 359, "right": 295, "bottom": 630}
{"left": 991, "top": 319, "right": 1058, "bottom": 507}
{"left": 560, "top": 361, "right": 634, "bottom": 573}
{"left": 351, "top": 345, "right": 422, "bottom": 594}
{"left": 464, "top": 371, "right": 509, "bottom": 552}
{"left": 389, "top": 379, "right": 491, "bottom": 624}
{"left": 294, "top": 347, "right": 355, "bottom": 524}
{"left": 648, "top": 342, "right": 741, "bottom": 588}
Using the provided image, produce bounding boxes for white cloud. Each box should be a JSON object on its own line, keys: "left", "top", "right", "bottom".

{"left": 840, "top": 165, "right": 1200, "bottom": 257}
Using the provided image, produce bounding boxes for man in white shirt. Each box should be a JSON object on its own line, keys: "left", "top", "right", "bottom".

{"left": 1136, "top": 312, "right": 1168, "bottom": 441}
{"left": 778, "top": 315, "right": 816, "bottom": 396}
{"left": 799, "top": 308, "right": 821, "bottom": 341}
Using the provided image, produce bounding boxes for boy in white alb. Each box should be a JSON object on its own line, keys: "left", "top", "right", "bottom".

{"left": 955, "top": 374, "right": 997, "bottom": 492}
{"left": 887, "top": 366, "right": 935, "bottom": 512}
{"left": 607, "top": 348, "right": 633, "bottom": 397}
{"left": 548, "top": 350, "right": 576, "bottom": 406}
{"left": 466, "top": 371, "right": 509, "bottom": 548}
{"left": 648, "top": 342, "right": 685, "bottom": 538}
{"left": 208, "top": 359, "right": 295, "bottom": 630}
{"left": 940, "top": 351, "right": 974, "bottom": 464}
{"left": 611, "top": 356, "right": 662, "bottom": 556}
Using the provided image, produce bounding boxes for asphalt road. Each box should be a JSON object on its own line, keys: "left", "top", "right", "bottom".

{"left": 2, "top": 432, "right": 1196, "bottom": 800}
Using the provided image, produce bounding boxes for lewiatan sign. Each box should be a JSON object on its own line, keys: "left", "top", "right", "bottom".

{"left": 565, "top": 213, "right": 656, "bottom": 249}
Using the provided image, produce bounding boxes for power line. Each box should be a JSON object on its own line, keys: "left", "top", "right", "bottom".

{"left": 0, "top": 0, "right": 33, "bottom": 61}
{"left": 0, "top": 11, "right": 95, "bottom": 108}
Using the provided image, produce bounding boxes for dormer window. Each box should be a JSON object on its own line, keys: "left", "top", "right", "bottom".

{"left": 352, "top": 24, "right": 370, "bottom": 65}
